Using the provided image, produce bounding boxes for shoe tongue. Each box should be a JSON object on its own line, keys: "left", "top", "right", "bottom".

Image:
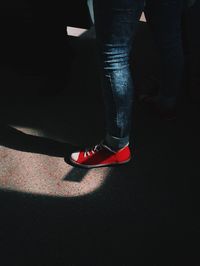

{"left": 101, "top": 143, "right": 116, "bottom": 153}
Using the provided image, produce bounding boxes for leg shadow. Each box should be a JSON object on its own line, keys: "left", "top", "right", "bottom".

{"left": 0, "top": 124, "right": 76, "bottom": 158}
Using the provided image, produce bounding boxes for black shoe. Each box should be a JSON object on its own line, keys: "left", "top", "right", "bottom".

{"left": 139, "top": 94, "right": 177, "bottom": 121}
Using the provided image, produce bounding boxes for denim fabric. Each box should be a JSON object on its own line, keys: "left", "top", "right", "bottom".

{"left": 93, "top": 0, "right": 144, "bottom": 149}
{"left": 145, "top": 0, "right": 186, "bottom": 101}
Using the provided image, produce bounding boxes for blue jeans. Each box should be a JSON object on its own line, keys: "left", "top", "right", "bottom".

{"left": 93, "top": 0, "right": 145, "bottom": 149}
{"left": 145, "top": 0, "right": 186, "bottom": 104}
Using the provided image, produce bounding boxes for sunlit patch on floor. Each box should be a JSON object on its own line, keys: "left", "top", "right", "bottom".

{"left": 0, "top": 146, "right": 111, "bottom": 198}
{"left": 140, "top": 12, "right": 146, "bottom": 22}
{"left": 66, "top": 13, "right": 146, "bottom": 38}
{"left": 67, "top": 27, "right": 88, "bottom": 37}
{"left": 12, "top": 125, "right": 44, "bottom": 137}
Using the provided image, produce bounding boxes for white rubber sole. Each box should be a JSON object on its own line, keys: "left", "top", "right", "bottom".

{"left": 70, "top": 158, "right": 131, "bottom": 169}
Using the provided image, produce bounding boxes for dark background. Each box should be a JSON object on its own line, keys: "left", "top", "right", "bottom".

{"left": 0, "top": 2, "right": 199, "bottom": 266}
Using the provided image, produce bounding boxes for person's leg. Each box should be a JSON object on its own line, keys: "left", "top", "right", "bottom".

{"left": 94, "top": 0, "right": 144, "bottom": 150}
{"left": 70, "top": 0, "right": 144, "bottom": 168}
{"left": 145, "top": 0, "right": 185, "bottom": 108}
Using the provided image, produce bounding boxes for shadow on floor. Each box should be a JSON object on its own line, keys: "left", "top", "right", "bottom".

{"left": 0, "top": 125, "right": 75, "bottom": 158}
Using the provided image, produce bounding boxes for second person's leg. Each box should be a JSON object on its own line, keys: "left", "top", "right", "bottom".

{"left": 145, "top": 0, "right": 185, "bottom": 108}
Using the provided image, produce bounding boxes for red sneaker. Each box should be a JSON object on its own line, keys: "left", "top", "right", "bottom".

{"left": 70, "top": 143, "right": 131, "bottom": 168}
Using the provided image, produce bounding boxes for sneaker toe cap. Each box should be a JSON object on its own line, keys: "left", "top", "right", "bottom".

{"left": 71, "top": 152, "right": 80, "bottom": 162}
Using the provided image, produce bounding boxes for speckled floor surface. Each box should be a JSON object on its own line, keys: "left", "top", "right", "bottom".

{"left": 0, "top": 14, "right": 200, "bottom": 265}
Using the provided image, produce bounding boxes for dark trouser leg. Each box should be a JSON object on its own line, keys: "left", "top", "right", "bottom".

{"left": 145, "top": 0, "right": 185, "bottom": 107}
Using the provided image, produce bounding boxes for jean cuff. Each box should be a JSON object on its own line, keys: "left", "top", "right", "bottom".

{"left": 104, "top": 133, "right": 129, "bottom": 151}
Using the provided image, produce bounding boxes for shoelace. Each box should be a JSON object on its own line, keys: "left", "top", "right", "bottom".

{"left": 84, "top": 144, "right": 103, "bottom": 158}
